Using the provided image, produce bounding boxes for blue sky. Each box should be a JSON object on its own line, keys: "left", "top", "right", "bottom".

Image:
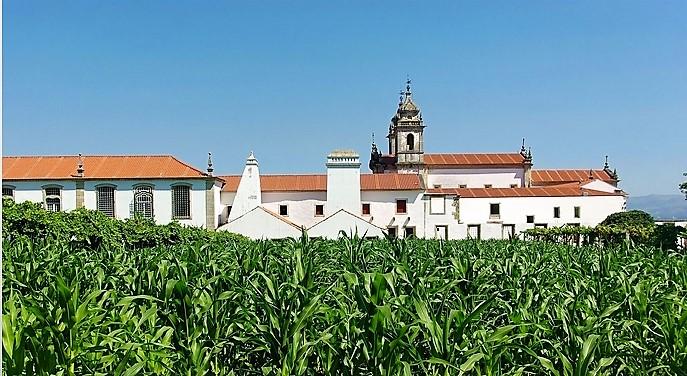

{"left": 3, "top": 1, "right": 686, "bottom": 195}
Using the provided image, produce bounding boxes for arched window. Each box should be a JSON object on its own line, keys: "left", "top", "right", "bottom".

{"left": 406, "top": 133, "right": 415, "bottom": 151}
{"left": 43, "top": 185, "right": 62, "bottom": 212}
{"left": 2, "top": 185, "right": 15, "bottom": 201}
{"left": 133, "top": 185, "right": 154, "bottom": 219}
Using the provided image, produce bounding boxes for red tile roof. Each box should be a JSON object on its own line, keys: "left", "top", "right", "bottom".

{"left": 3, "top": 155, "right": 213, "bottom": 180}
{"left": 220, "top": 173, "right": 423, "bottom": 192}
{"left": 424, "top": 153, "right": 525, "bottom": 167}
{"left": 426, "top": 186, "right": 623, "bottom": 198}
{"left": 531, "top": 169, "right": 615, "bottom": 185}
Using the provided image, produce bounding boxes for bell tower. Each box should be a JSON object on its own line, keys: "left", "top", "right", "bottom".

{"left": 389, "top": 79, "right": 425, "bottom": 172}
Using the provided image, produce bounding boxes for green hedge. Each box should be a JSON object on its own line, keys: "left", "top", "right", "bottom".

{"left": 2, "top": 198, "right": 246, "bottom": 250}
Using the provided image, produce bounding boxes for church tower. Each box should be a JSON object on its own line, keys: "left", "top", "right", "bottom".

{"left": 369, "top": 79, "right": 426, "bottom": 173}
{"left": 389, "top": 79, "right": 425, "bottom": 172}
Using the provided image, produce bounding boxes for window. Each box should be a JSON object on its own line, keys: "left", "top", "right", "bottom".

{"left": 387, "top": 226, "right": 397, "bottom": 238}
{"left": 553, "top": 207, "right": 561, "bottom": 218}
{"left": 484, "top": 184, "right": 492, "bottom": 188}
{"left": 315, "top": 204, "right": 324, "bottom": 216}
{"left": 510, "top": 184, "right": 518, "bottom": 188}
{"left": 227, "top": 206, "right": 232, "bottom": 215}
{"left": 433, "top": 184, "right": 442, "bottom": 189}
{"left": 133, "top": 185, "right": 154, "bottom": 219}
{"left": 172, "top": 185, "right": 191, "bottom": 219}
{"left": 535, "top": 223, "right": 548, "bottom": 229}
{"left": 44, "top": 186, "right": 61, "bottom": 212}
{"left": 362, "top": 203, "right": 371, "bottom": 216}
{"left": 459, "top": 184, "right": 467, "bottom": 189}
{"left": 430, "top": 196, "right": 445, "bottom": 214}
{"left": 435, "top": 225, "right": 448, "bottom": 240}
{"left": 526, "top": 215, "right": 534, "bottom": 223}
{"left": 404, "top": 226, "right": 416, "bottom": 238}
{"left": 406, "top": 133, "right": 415, "bottom": 151}
{"left": 502, "top": 224, "right": 515, "bottom": 239}
{"left": 574, "top": 206, "right": 581, "bottom": 218}
{"left": 96, "top": 185, "right": 116, "bottom": 217}
{"left": 396, "top": 199, "right": 407, "bottom": 214}
{"left": 279, "top": 204, "right": 288, "bottom": 216}
{"left": 2, "top": 186, "right": 15, "bottom": 200}
{"left": 467, "top": 224, "right": 481, "bottom": 239}
{"left": 490, "top": 203, "right": 500, "bottom": 219}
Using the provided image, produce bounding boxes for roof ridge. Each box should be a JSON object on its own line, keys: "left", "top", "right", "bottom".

{"left": 3, "top": 154, "right": 178, "bottom": 158}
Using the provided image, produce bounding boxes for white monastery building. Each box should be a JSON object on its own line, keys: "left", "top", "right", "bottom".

{"left": 2, "top": 82, "right": 627, "bottom": 239}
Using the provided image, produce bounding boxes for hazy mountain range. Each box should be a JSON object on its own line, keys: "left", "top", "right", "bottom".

{"left": 627, "top": 194, "right": 687, "bottom": 220}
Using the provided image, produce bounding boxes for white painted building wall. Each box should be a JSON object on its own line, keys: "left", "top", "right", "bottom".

{"left": 426, "top": 168, "right": 524, "bottom": 188}
{"left": 9, "top": 180, "right": 78, "bottom": 211}
{"left": 262, "top": 191, "right": 327, "bottom": 229}
{"left": 8, "top": 179, "right": 210, "bottom": 227}
{"left": 361, "top": 191, "right": 425, "bottom": 237}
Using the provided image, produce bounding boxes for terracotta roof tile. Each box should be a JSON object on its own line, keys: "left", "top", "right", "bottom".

{"left": 219, "top": 173, "right": 422, "bottom": 192}
{"left": 424, "top": 153, "right": 525, "bottom": 167}
{"left": 531, "top": 169, "right": 614, "bottom": 185}
{"left": 426, "top": 186, "right": 623, "bottom": 198}
{"left": 3, "top": 155, "right": 212, "bottom": 180}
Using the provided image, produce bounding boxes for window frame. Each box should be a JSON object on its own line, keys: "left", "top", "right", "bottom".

{"left": 489, "top": 203, "right": 500, "bottom": 219}
{"left": 467, "top": 224, "right": 481, "bottom": 239}
{"left": 502, "top": 224, "right": 516, "bottom": 239}
{"left": 133, "top": 184, "right": 155, "bottom": 220}
{"left": 484, "top": 184, "right": 493, "bottom": 189}
{"left": 574, "top": 206, "right": 581, "bottom": 218}
{"left": 2, "top": 185, "right": 16, "bottom": 200}
{"left": 42, "top": 184, "right": 63, "bottom": 212}
{"left": 526, "top": 215, "right": 535, "bottom": 224}
{"left": 430, "top": 196, "right": 445, "bottom": 215}
{"left": 95, "top": 184, "right": 117, "bottom": 218}
{"left": 387, "top": 226, "right": 398, "bottom": 238}
{"left": 404, "top": 226, "right": 416, "bottom": 238}
{"left": 171, "top": 183, "right": 192, "bottom": 220}
{"left": 435, "top": 225, "right": 448, "bottom": 240}
{"left": 553, "top": 206, "right": 561, "bottom": 219}
{"left": 459, "top": 184, "right": 467, "bottom": 189}
{"left": 279, "top": 204, "right": 289, "bottom": 216}
{"left": 395, "top": 199, "right": 407, "bottom": 214}
{"left": 314, "top": 204, "right": 324, "bottom": 217}
{"left": 361, "top": 203, "right": 371, "bottom": 216}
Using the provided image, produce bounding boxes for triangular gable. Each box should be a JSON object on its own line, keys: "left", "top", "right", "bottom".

{"left": 218, "top": 206, "right": 303, "bottom": 239}
{"left": 581, "top": 179, "right": 624, "bottom": 194}
{"left": 307, "top": 209, "right": 385, "bottom": 239}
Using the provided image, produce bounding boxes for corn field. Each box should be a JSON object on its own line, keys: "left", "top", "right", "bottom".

{"left": 3, "top": 234, "right": 687, "bottom": 375}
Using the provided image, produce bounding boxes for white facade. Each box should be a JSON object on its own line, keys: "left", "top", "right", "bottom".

{"left": 426, "top": 168, "right": 524, "bottom": 189}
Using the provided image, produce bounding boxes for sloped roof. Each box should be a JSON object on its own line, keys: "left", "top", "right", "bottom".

{"left": 219, "top": 173, "right": 422, "bottom": 192}
{"left": 2, "top": 155, "right": 214, "bottom": 180}
{"left": 426, "top": 186, "right": 624, "bottom": 198}
{"left": 424, "top": 153, "right": 525, "bottom": 167}
{"left": 531, "top": 169, "right": 615, "bottom": 185}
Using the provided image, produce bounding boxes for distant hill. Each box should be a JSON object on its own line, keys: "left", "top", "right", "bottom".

{"left": 627, "top": 194, "right": 687, "bottom": 220}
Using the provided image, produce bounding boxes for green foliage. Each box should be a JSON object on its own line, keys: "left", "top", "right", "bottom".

{"left": 2, "top": 198, "right": 246, "bottom": 250}
{"left": 3, "top": 201, "right": 687, "bottom": 374}
{"left": 599, "top": 209, "right": 655, "bottom": 228}
{"left": 681, "top": 172, "right": 687, "bottom": 199}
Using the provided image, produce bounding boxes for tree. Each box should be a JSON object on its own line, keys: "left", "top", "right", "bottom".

{"left": 681, "top": 172, "right": 687, "bottom": 200}
{"left": 600, "top": 209, "right": 654, "bottom": 228}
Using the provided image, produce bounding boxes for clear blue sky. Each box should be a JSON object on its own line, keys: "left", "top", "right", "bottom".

{"left": 3, "top": 1, "right": 686, "bottom": 195}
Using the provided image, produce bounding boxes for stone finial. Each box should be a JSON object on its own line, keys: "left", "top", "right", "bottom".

{"left": 520, "top": 138, "right": 526, "bottom": 155}
{"left": 246, "top": 151, "right": 258, "bottom": 166}
{"left": 526, "top": 147, "right": 533, "bottom": 161}
{"left": 76, "top": 153, "right": 84, "bottom": 177}
{"left": 405, "top": 77, "right": 412, "bottom": 96}
{"left": 207, "top": 152, "right": 214, "bottom": 175}
{"left": 604, "top": 155, "right": 609, "bottom": 170}
{"left": 589, "top": 169, "right": 594, "bottom": 180}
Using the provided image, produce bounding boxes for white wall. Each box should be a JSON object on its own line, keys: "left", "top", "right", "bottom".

{"left": 421, "top": 194, "right": 626, "bottom": 239}
{"left": 262, "top": 191, "right": 327, "bottom": 229}
{"left": 8, "top": 179, "right": 211, "bottom": 227}
{"left": 361, "top": 191, "right": 425, "bottom": 238}
{"left": 427, "top": 168, "right": 524, "bottom": 188}
{"left": 8, "top": 180, "right": 77, "bottom": 211}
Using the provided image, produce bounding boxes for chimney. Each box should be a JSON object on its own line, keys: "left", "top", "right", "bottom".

{"left": 326, "top": 150, "right": 361, "bottom": 215}
{"left": 229, "top": 151, "right": 262, "bottom": 221}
